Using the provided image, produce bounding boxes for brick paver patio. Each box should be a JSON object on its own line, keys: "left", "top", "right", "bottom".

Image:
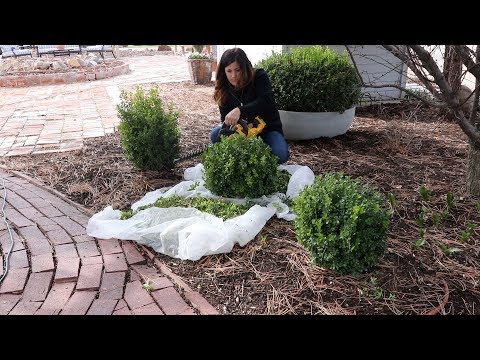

{"left": 0, "top": 55, "right": 191, "bottom": 157}
{"left": 0, "top": 54, "right": 219, "bottom": 315}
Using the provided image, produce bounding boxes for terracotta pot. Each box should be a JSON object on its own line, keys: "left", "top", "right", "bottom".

{"left": 188, "top": 59, "right": 213, "bottom": 85}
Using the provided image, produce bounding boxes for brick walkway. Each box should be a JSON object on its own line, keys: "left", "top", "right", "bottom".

{"left": 0, "top": 55, "right": 191, "bottom": 157}
{"left": 0, "top": 55, "right": 219, "bottom": 315}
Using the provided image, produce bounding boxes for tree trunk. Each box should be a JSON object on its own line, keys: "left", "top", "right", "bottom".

{"left": 444, "top": 45, "right": 462, "bottom": 93}
{"left": 212, "top": 45, "right": 217, "bottom": 72}
{"left": 466, "top": 141, "right": 480, "bottom": 195}
{"left": 452, "top": 46, "right": 480, "bottom": 195}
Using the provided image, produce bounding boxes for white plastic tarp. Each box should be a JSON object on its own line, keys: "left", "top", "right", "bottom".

{"left": 86, "top": 164, "right": 314, "bottom": 261}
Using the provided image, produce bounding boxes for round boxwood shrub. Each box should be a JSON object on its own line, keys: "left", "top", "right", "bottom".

{"left": 117, "top": 86, "right": 180, "bottom": 171}
{"left": 293, "top": 172, "right": 391, "bottom": 275}
{"left": 201, "top": 135, "right": 282, "bottom": 198}
{"left": 257, "top": 45, "right": 361, "bottom": 113}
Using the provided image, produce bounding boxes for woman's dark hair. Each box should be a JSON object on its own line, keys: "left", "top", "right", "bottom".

{"left": 213, "top": 47, "right": 255, "bottom": 106}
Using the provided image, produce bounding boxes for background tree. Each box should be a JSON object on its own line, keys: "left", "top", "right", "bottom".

{"left": 346, "top": 45, "right": 480, "bottom": 195}
{"left": 192, "top": 45, "right": 204, "bottom": 53}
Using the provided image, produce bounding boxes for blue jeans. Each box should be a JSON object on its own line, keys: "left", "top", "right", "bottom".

{"left": 210, "top": 126, "right": 290, "bottom": 164}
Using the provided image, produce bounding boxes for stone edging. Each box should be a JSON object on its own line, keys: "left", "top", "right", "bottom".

{"left": 0, "top": 62, "right": 130, "bottom": 87}
{"left": 141, "top": 246, "right": 220, "bottom": 315}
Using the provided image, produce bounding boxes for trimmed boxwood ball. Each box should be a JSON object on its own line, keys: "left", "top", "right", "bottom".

{"left": 201, "top": 135, "right": 281, "bottom": 198}
{"left": 293, "top": 172, "right": 392, "bottom": 275}
{"left": 117, "top": 86, "right": 180, "bottom": 171}
{"left": 257, "top": 45, "right": 361, "bottom": 113}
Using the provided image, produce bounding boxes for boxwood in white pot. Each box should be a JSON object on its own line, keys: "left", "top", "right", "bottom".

{"left": 258, "top": 46, "right": 361, "bottom": 140}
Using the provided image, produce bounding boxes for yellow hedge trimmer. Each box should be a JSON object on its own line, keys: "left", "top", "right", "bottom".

{"left": 173, "top": 116, "right": 266, "bottom": 164}
{"left": 216, "top": 116, "right": 266, "bottom": 141}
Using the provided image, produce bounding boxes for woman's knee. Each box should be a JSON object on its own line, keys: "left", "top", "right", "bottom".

{"left": 263, "top": 131, "right": 289, "bottom": 164}
{"left": 273, "top": 145, "right": 289, "bottom": 164}
{"left": 210, "top": 126, "right": 222, "bottom": 143}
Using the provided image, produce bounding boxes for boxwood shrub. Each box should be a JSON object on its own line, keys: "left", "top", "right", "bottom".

{"left": 202, "top": 135, "right": 285, "bottom": 198}
{"left": 257, "top": 45, "right": 361, "bottom": 113}
{"left": 117, "top": 86, "right": 180, "bottom": 171}
{"left": 293, "top": 172, "right": 391, "bottom": 275}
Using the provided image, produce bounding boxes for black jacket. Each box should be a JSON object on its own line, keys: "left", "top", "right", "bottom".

{"left": 219, "top": 68, "right": 283, "bottom": 134}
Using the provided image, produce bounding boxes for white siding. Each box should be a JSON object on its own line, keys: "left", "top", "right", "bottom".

{"left": 216, "top": 45, "right": 282, "bottom": 67}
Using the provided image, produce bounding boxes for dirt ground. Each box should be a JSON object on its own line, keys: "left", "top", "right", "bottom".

{"left": 1, "top": 80, "right": 479, "bottom": 315}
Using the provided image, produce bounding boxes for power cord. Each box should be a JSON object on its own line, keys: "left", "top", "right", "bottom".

{"left": 0, "top": 178, "right": 14, "bottom": 285}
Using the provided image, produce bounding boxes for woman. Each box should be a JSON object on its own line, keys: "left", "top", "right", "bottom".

{"left": 210, "top": 47, "right": 290, "bottom": 164}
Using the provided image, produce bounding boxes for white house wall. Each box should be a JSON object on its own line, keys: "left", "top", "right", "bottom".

{"left": 216, "top": 45, "right": 282, "bottom": 68}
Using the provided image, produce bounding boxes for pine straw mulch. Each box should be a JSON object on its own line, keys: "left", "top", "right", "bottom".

{"left": 1, "top": 83, "right": 479, "bottom": 315}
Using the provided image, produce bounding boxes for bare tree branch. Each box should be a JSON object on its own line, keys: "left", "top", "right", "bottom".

{"left": 408, "top": 46, "right": 480, "bottom": 142}
{"left": 410, "top": 46, "right": 452, "bottom": 96}
{"left": 453, "top": 45, "right": 480, "bottom": 120}
{"left": 364, "top": 83, "right": 445, "bottom": 108}
{"left": 468, "top": 45, "right": 480, "bottom": 127}
{"left": 383, "top": 45, "right": 480, "bottom": 143}
{"left": 345, "top": 45, "right": 444, "bottom": 107}
{"left": 383, "top": 45, "right": 444, "bottom": 100}
{"left": 456, "top": 45, "right": 480, "bottom": 80}
{"left": 344, "top": 46, "right": 362, "bottom": 83}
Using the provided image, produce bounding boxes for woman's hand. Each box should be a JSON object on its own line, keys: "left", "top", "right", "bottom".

{"left": 225, "top": 107, "right": 241, "bottom": 126}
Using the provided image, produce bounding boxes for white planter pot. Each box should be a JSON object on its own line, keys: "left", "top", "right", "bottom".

{"left": 279, "top": 106, "right": 356, "bottom": 140}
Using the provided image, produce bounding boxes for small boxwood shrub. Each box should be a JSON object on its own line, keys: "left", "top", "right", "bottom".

{"left": 293, "top": 172, "right": 391, "bottom": 275}
{"left": 202, "top": 135, "right": 285, "bottom": 198}
{"left": 117, "top": 86, "right": 180, "bottom": 170}
{"left": 257, "top": 46, "right": 361, "bottom": 113}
